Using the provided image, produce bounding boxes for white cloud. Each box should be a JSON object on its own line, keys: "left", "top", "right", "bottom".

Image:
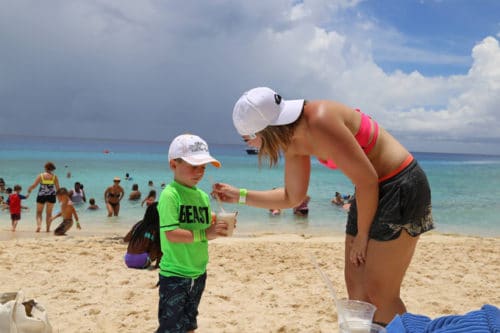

{"left": 0, "top": 0, "right": 499, "bottom": 154}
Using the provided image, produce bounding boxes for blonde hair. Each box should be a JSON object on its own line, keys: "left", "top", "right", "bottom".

{"left": 257, "top": 110, "right": 303, "bottom": 167}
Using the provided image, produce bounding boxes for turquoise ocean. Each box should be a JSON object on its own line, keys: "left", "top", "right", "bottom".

{"left": 1, "top": 135, "right": 500, "bottom": 237}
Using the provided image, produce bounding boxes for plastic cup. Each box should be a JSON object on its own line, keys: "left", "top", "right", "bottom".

{"left": 339, "top": 321, "right": 386, "bottom": 333}
{"left": 216, "top": 211, "right": 237, "bottom": 236}
{"left": 336, "top": 299, "right": 377, "bottom": 326}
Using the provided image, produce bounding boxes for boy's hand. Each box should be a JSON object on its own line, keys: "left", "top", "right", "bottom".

{"left": 205, "top": 221, "right": 229, "bottom": 240}
{"left": 76, "top": 222, "right": 81, "bottom": 230}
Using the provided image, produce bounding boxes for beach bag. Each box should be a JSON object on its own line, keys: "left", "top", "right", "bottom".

{"left": 0, "top": 290, "right": 53, "bottom": 333}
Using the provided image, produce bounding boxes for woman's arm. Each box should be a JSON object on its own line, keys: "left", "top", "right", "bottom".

{"left": 213, "top": 154, "right": 311, "bottom": 209}
{"left": 54, "top": 175, "right": 60, "bottom": 191}
{"left": 27, "top": 175, "right": 41, "bottom": 193}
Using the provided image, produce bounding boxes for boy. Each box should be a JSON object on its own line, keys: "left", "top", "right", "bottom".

{"left": 87, "top": 198, "right": 99, "bottom": 210}
{"left": 51, "top": 187, "right": 81, "bottom": 236}
{"left": 156, "top": 134, "right": 230, "bottom": 333}
{"left": 7, "top": 185, "right": 29, "bottom": 231}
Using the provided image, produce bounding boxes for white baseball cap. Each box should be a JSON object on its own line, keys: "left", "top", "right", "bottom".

{"left": 232, "top": 87, "right": 304, "bottom": 136}
{"left": 168, "top": 134, "right": 221, "bottom": 168}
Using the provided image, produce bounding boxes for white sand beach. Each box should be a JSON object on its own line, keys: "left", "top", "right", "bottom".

{"left": 0, "top": 230, "right": 498, "bottom": 332}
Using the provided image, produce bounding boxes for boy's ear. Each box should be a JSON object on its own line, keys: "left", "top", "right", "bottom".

{"left": 169, "top": 159, "right": 176, "bottom": 170}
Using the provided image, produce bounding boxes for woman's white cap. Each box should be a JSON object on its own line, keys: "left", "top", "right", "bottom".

{"left": 232, "top": 87, "right": 304, "bottom": 136}
{"left": 168, "top": 134, "right": 221, "bottom": 168}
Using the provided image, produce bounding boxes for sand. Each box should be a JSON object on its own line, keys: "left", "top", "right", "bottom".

{"left": 0, "top": 230, "right": 498, "bottom": 333}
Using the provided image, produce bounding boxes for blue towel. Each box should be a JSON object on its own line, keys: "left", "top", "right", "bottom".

{"left": 386, "top": 304, "right": 500, "bottom": 333}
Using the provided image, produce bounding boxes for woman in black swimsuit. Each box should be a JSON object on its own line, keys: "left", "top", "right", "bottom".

{"left": 104, "top": 177, "right": 125, "bottom": 217}
{"left": 27, "top": 161, "right": 60, "bottom": 232}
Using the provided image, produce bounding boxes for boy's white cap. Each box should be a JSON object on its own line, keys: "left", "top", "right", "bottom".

{"left": 168, "top": 134, "right": 221, "bottom": 168}
{"left": 232, "top": 87, "right": 304, "bottom": 136}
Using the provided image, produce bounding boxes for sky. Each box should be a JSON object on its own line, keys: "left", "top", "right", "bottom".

{"left": 1, "top": 0, "right": 500, "bottom": 155}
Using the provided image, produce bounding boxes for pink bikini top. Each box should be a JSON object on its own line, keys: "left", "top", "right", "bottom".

{"left": 318, "top": 109, "right": 379, "bottom": 169}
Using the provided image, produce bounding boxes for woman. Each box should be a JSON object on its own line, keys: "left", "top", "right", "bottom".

{"left": 212, "top": 87, "right": 434, "bottom": 325}
{"left": 27, "top": 161, "right": 60, "bottom": 232}
{"left": 104, "top": 177, "right": 125, "bottom": 217}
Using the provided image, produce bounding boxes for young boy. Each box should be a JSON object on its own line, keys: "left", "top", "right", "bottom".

{"left": 156, "top": 134, "right": 230, "bottom": 333}
{"left": 51, "top": 188, "right": 81, "bottom": 236}
{"left": 87, "top": 198, "right": 99, "bottom": 210}
{"left": 7, "top": 185, "right": 29, "bottom": 231}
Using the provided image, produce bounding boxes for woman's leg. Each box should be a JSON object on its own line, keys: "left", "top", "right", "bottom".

{"left": 106, "top": 202, "right": 113, "bottom": 217}
{"left": 45, "top": 203, "right": 55, "bottom": 232}
{"left": 35, "top": 202, "right": 44, "bottom": 232}
{"left": 113, "top": 203, "right": 120, "bottom": 216}
{"left": 345, "top": 234, "right": 369, "bottom": 301}
{"left": 364, "top": 231, "right": 419, "bottom": 324}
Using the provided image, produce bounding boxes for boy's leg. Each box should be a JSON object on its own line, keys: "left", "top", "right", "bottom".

{"left": 185, "top": 273, "right": 207, "bottom": 332}
{"left": 157, "top": 275, "right": 191, "bottom": 333}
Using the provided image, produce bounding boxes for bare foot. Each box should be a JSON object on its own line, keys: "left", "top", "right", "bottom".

{"left": 36, "top": 227, "right": 41, "bottom": 232}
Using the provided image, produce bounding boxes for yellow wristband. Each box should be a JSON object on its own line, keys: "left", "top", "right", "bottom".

{"left": 238, "top": 188, "right": 247, "bottom": 205}
{"left": 193, "top": 230, "right": 207, "bottom": 242}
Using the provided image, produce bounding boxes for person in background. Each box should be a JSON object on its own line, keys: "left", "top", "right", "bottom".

{"left": 212, "top": 86, "right": 434, "bottom": 326}
{"left": 141, "top": 190, "right": 156, "bottom": 207}
{"left": 293, "top": 194, "right": 310, "bottom": 216}
{"left": 7, "top": 184, "right": 30, "bottom": 231}
{"left": 156, "top": 133, "right": 230, "bottom": 333}
{"left": 87, "top": 198, "right": 99, "bottom": 210}
{"left": 104, "top": 177, "right": 125, "bottom": 217}
{"left": 27, "top": 161, "right": 60, "bottom": 232}
{"left": 69, "top": 182, "right": 86, "bottom": 205}
{"left": 0, "top": 178, "right": 6, "bottom": 193}
{"left": 52, "top": 187, "right": 81, "bottom": 236}
{"left": 129, "top": 183, "right": 142, "bottom": 201}
{"left": 332, "top": 192, "right": 345, "bottom": 206}
{"left": 123, "top": 202, "right": 162, "bottom": 269}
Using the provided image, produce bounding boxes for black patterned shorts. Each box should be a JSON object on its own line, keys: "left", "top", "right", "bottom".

{"left": 157, "top": 273, "right": 207, "bottom": 333}
{"left": 347, "top": 160, "right": 434, "bottom": 241}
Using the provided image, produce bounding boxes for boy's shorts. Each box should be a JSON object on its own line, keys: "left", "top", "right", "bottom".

{"left": 157, "top": 273, "right": 207, "bottom": 333}
{"left": 10, "top": 213, "right": 21, "bottom": 220}
{"left": 347, "top": 159, "right": 434, "bottom": 241}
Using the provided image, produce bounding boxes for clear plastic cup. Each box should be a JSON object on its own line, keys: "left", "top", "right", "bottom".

{"left": 215, "top": 211, "right": 237, "bottom": 236}
{"left": 339, "top": 321, "right": 386, "bottom": 333}
{"left": 336, "top": 299, "right": 377, "bottom": 326}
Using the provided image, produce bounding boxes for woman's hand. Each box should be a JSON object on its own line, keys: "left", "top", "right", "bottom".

{"left": 211, "top": 183, "right": 240, "bottom": 204}
{"left": 349, "top": 234, "right": 369, "bottom": 266}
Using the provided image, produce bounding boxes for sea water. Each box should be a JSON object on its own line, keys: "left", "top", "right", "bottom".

{"left": 1, "top": 136, "right": 499, "bottom": 237}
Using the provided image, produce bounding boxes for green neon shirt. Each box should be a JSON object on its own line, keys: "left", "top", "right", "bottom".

{"left": 157, "top": 181, "right": 212, "bottom": 278}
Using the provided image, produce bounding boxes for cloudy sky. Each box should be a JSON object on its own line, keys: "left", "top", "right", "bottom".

{"left": 1, "top": 0, "right": 499, "bottom": 154}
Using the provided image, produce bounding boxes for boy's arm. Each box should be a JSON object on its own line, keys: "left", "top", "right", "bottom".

{"left": 165, "top": 229, "right": 198, "bottom": 243}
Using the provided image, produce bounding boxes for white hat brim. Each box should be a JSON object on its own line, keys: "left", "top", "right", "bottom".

{"left": 181, "top": 155, "right": 221, "bottom": 168}
{"left": 271, "top": 99, "right": 304, "bottom": 126}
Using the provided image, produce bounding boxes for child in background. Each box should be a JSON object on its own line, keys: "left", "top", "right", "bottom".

{"left": 141, "top": 190, "right": 156, "bottom": 207}
{"left": 156, "top": 134, "right": 230, "bottom": 332}
{"left": 293, "top": 195, "right": 311, "bottom": 216}
{"left": 124, "top": 202, "right": 162, "bottom": 269}
{"left": 7, "top": 185, "right": 29, "bottom": 231}
{"left": 87, "top": 198, "right": 99, "bottom": 210}
{"left": 51, "top": 188, "right": 81, "bottom": 236}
